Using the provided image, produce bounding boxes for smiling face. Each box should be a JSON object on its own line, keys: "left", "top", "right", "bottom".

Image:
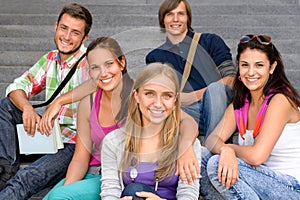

{"left": 87, "top": 47, "right": 124, "bottom": 92}
{"left": 134, "top": 75, "right": 177, "bottom": 126}
{"left": 54, "top": 13, "right": 88, "bottom": 61}
{"left": 163, "top": 1, "right": 188, "bottom": 38}
{"left": 239, "top": 48, "right": 277, "bottom": 94}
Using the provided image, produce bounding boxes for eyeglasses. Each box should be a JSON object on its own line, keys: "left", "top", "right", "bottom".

{"left": 240, "top": 34, "right": 272, "bottom": 45}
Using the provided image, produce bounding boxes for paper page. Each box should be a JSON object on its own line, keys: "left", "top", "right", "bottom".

{"left": 16, "top": 124, "right": 57, "bottom": 154}
{"left": 53, "top": 119, "right": 64, "bottom": 149}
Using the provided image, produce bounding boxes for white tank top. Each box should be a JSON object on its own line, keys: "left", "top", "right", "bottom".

{"left": 239, "top": 121, "right": 300, "bottom": 182}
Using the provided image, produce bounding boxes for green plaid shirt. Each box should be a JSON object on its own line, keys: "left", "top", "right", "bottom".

{"left": 6, "top": 45, "right": 90, "bottom": 143}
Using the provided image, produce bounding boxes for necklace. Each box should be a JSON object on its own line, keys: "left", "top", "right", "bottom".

{"left": 130, "top": 167, "right": 138, "bottom": 182}
{"left": 129, "top": 167, "right": 159, "bottom": 192}
{"left": 235, "top": 93, "right": 274, "bottom": 140}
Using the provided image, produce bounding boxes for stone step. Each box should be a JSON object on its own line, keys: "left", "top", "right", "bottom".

{"left": 1, "top": 4, "right": 299, "bottom": 15}
{"left": 1, "top": 36, "right": 299, "bottom": 54}
{"left": 1, "top": 0, "right": 299, "bottom": 97}
{"left": 1, "top": 50, "right": 299, "bottom": 71}
{"left": 1, "top": 57, "right": 299, "bottom": 96}
{"left": 0, "top": 66, "right": 29, "bottom": 83}
{"left": 1, "top": 0, "right": 298, "bottom": 5}
{"left": 1, "top": 25, "right": 300, "bottom": 39}
{"left": 1, "top": 0, "right": 299, "bottom": 199}
{"left": 2, "top": 68, "right": 300, "bottom": 99}
{"left": 149, "top": 0, "right": 300, "bottom": 5}
{"left": 0, "top": 84, "right": 46, "bottom": 101}
{"left": 286, "top": 70, "right": 300, "bottom": 91}
{"left": 1, "top": 14, "right": 299, "bottom": 28}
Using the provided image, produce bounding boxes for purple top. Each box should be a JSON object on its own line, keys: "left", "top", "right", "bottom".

{"left": 89, "top": 88, "right": 120, "bottom": 166}
{"left": 123, "top": 162, "right": 179, "bottom": 200}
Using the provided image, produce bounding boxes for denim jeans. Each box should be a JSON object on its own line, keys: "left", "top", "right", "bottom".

{"left": 206, "top": 150, "right": 300, "bottom": 200}
{"left": 121, "top": 182, "right": 159, "bottom": 200}
{"left": 0, "top": 97, "right": 75, "bottom": 199}
{"left": 0, "top": 97, "right": 23, "bottom": 166}
{"left": 200, "top": 147, "right": 225, "bottom": 200}
{"left": 181, "top": 82, "right": 232, "bottom": 138}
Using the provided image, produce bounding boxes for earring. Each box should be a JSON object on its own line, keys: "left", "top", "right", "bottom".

{"left": 238, "top": 76, "right": 241, "bottom": 81}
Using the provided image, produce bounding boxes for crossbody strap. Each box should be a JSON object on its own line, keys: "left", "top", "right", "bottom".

{"left": 180, "top": 32, "right": 201, "bottom": 91}
{"left": 32, "top": 53, "right": 86, "bottom": 108}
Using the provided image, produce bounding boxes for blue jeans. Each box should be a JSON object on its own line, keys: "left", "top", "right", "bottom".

{"left": 181, "top": 82, "right": 232, "bottom": 138}
{"left": 121, "top": 182, "right": 159, "bottom": 200}
{"left": 200, "top": 147, "right": 225, "bottom": 200}
{"left": 0, "top": 97, "right": 75, "bottom": 199}
{"left": 0, "top": 97, "right": 23, "bottom": 166}
{"left": 43, "top": 173, "right": 101, "bottom": 200}
{"left": 204, "top": 148, "right": 300, "bottom": 200}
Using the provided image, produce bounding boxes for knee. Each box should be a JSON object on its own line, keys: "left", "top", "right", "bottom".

{"left": 45, "top": 187, "right": 69, "bottom": 200}
{"left": 207, "top": 155, "right": 220, "bottom": 174}
{"left": 206, "top": 82, "right": 230, "bottom": 98}
{"left": 201, "top": 147, "right": 213, "bottom": 177}
{"left": 202, "top": 146, "right": 211, "bottom": 157}
{"left": 0, "top": 97, "right": 12, "bottom": 110}
{"left": 201, "top": 147, "right": 213, "bottom": 166}
{"left": 203, "top": 82, "right": 232, "bottom": 109}
{"left": 0, "top": 97, "right": 21, "bottom": 117}
{"left": 207, "top": 82, "right": 225, "bottom": 92}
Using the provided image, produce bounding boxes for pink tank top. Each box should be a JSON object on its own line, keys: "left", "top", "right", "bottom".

{"left": 89, "top": 88, "right": 121, "bottom": 166}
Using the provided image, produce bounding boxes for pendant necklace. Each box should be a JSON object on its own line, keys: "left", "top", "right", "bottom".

{"left": 130, "top": 167, "right": 138, "bottom": 182}
{"left": 129, "top": 167, "right": 159, "bottom": 192}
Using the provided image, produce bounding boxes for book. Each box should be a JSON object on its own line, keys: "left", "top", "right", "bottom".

{"left": 16, "top": 119, "right": 64, "bottom": 154}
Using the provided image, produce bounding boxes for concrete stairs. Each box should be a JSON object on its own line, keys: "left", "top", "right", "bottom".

{"left": 0, "top": 0, "right": 299, "bottom": 199}
{"left": 1, "top": 0, "right": 300, "bottom": 100}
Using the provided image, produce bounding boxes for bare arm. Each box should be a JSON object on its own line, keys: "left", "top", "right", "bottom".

{"left": 205, "top": 95, "right": 299, "bottom": 188}
{"left": 64, "top": 95, "right": 93, "bottom": 185}
{"left": 204, "top": 103, "right": 237, "bottom": 154}
{"left": 8, "top": 90, "right": 41, "bottom": 136}
{"left": 226, "top": 94, "right": 297, "bottom": 165}
{"left": 204, "top": 104, "right": 239, "bottom": 188}
{"left": 176, "top": 110, "right": 200, "bottom": 184}
{"left": 38, "top": 79, "right": 97, "bottom": 134}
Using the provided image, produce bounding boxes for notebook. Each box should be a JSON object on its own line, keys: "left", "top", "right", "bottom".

{"left": 16, "top": 119, "right": 64, "bottom": 154}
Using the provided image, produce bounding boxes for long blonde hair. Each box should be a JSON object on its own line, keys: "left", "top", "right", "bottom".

{"left": 120, "top": 62, "right": 181, "bottom": 181}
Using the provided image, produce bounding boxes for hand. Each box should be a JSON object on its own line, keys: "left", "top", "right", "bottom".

{"left": 119, "top": 197, "right": 133, "bottom": 200}
{"left": 180, "top": 92, "right": 198, "bottom": 106}
{"left": 22, "top": 105, "right": 41, "bottom": 136}
{"left": 135, "top": 192, "right": 166, "bottom": 200}
{"left": 218, "top": 146, "right": 239, "bottom": 189}
{"left": 176, "top": 145, "right": 200, "bottom": 184}
{"left": 38, "top": 100, "right": 62, "bottom": 135}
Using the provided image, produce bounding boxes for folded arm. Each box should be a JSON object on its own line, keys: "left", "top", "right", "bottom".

{"left": 38, "top": 79, "right": 97, "bottom": 134}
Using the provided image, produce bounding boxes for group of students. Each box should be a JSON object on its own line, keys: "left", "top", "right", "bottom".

{"left": 0, "top": 0, "right": 299, "bottom": 199}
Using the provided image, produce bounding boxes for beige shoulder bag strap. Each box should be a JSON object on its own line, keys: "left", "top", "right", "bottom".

{"left": 180, "top": 32, "right": 201, "bottom": 91}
